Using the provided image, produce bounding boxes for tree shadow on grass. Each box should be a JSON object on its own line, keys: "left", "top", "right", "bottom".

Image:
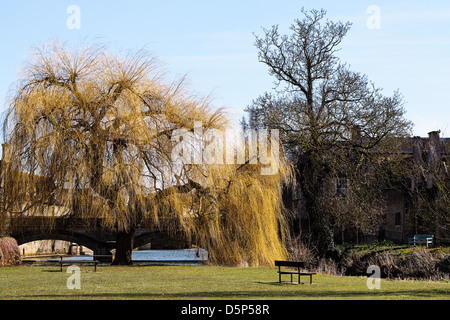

{"left": 17, "top": 287, "right": 450, "bottom": 300}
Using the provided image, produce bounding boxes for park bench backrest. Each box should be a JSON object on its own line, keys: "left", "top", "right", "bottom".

{"left": 275, "top": 260, "right": 304, "bottom": 268}
{"left": 414, "top": 235, "right": 434, "bottom": 240}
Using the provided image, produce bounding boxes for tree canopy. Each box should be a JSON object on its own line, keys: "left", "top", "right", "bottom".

{"left": 1, "top": 41, "right": 292, "bottom": 266}
{"left": 246, "top": 9, "right": 413, "bottom": 253}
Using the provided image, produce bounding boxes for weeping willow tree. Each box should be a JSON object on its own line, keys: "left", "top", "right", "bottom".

{"left": 0, "top": 41, "right": 292, "bottom": 266}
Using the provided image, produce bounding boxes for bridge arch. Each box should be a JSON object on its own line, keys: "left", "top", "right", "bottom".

{"left": 133, "top": 230, "right": 191, "bottom": 250}
{"left": 12, "top": 229, "right": 191, "bottom": 255}
{"left": 13, "top": 230, "right": 109, "bottom": 255}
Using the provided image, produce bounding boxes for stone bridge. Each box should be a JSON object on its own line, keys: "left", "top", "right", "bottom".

{"left": 9, "top": 217, "right": 190, "bottom": 261}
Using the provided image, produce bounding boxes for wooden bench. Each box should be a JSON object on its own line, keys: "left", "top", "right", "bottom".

{"left": 275, "top": 260, "right": 316, "bottom": 284}
{"left": 408, "top": 234, "right": 434, "bottom": 247}
{"left": 59, "top": 256, "right": 99, "bottom": 272}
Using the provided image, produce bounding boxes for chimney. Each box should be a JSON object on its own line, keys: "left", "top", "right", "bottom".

{"left": 426, "top": 130, "right": 441, "bottom": 188}
{"left": 412, "top": 136, "right": 424, "bottom": 166}
{"left": 427, "top": 130, "right": 441, "bottom": 168}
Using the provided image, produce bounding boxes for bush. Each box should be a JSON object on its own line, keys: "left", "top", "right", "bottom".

{"left": 0, "top": 237, "right": 22, "bottom": 266}
{"left": 286, "top": 236, "right": 316, "bottom": 266}
{"left": 287, "top": 239, "right": 450, "bottom": 280}
{"left": 286, "top": 237, "right": 343, "bottom": 275}
{"left": 342, "top": 247, "right": 450, "bottom": 280}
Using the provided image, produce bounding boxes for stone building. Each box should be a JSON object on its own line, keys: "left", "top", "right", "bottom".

{"left": 286, "top": 130, "right": 449, "bottom": 245}
{"left": 381, "top": 131, "right": 449, "bottom": 243}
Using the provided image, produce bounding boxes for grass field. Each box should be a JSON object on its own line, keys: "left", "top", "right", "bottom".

{"left": 0, "top": 265, "right": 449, "bottom": 300}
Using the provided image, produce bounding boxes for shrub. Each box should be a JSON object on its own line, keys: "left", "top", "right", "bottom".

{"left": 288, "top": 239, "right": 450, "bottom": 280}
{"left": 341, "top": 247, "right": 450, "bottom": 280}
{"left": 0, "top": 237, "right": 22, "bottom": 266}
{"left": 286, "top": 236, "right": 315, "bottom": 266}
{"left": 398, "top": 248, "right": 437, "bottom": 280}
{"left": 286, "top": 237, "right": 342, "bottom": 274}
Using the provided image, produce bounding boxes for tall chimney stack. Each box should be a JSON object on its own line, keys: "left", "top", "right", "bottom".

{"left": 426, "top": 130, "right": 441, "bottom": 188}
{"left": 428, "top": 130, "right": 441, "bottom": 168}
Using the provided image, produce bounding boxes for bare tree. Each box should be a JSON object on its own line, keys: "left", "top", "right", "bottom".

{"left": 246, "top": 9, "right": 412, "bottom": 253}
{"left": 1, "top": 41, "right": 292, "bottom": 266}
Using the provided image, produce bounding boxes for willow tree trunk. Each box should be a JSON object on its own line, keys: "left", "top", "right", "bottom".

{"left": 112, "top": 230, "right": 135, "bottom": 265}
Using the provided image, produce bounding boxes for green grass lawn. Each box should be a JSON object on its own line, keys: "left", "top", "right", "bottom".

{"left": 0, "top": 264, "right": 448, "bottom": 300}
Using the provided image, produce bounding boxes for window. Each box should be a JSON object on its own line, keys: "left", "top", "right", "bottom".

{"left": 335, "top": 178, "right": 349, "bottom": 197}
{"left": 403, "top": 199, "right": 409, "bottom": 216}
{"left": 395, "top": 212, "right": 401, "bottom": 226}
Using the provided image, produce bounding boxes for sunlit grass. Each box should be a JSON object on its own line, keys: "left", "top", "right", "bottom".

{"left": 0, "top": 265, "right": 448, "bottom": 300}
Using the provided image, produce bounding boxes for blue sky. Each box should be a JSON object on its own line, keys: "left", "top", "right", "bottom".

{"left": 1, "top": 0, "right": 449, "bottom": 137}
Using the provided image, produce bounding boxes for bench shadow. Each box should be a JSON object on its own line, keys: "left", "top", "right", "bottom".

{"left": 256, "top": 281, "right": 315, "bottom": 285}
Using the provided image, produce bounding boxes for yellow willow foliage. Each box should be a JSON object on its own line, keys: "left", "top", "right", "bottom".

{"left": 149, "top": 158, "right": 293, "bottom": 267}
{"left": 1, "top": 41, "right": 292, "bottom": 266}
